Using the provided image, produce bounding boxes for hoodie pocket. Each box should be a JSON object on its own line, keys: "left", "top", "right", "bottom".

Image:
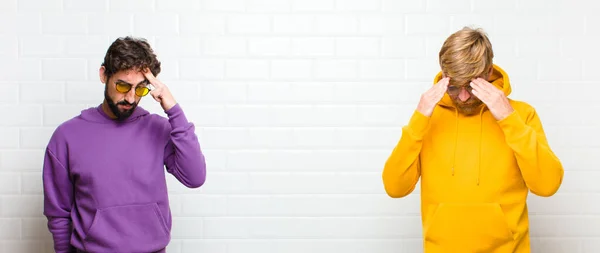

{"left": 83, "top": 203, "right": 170, "bottom": 252}
{"left": 424, "top": 203, "right": 514, "bottom": 252}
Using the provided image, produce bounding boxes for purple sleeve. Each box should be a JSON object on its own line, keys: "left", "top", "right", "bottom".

{"left": 163, "top": 103, "right": 207, "bottom": 188}
{"left": 42, "top": 147, "right": 75, "bottom": 253}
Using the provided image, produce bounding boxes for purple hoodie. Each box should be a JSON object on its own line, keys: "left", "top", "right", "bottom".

{"left": 42, "top": 103, "right": 206, "bottom": 253}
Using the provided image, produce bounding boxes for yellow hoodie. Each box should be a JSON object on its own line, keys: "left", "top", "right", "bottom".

{"left": 382, "top": 64, "right": 564, "bottom": 252}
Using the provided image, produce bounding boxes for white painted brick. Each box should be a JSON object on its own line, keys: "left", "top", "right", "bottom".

{"left": 450, "top": 15, "right": 495, "bottom": 34}
{"left": 406, "top": 59, "right": 439, "bottom": 81}
{"left": 65, "top": 81, "right": 105, "bottom": 104}
{"left": 182, "top": 195, "right": 227, "bottom": 216}
{"left": 0, "top": 173, "right": 20, "bottom": 194}
{"left": 199, "top": 81, "right": 247, "bottom": 104}
{"left": 202, "top": 36, "right": 247, "bottom": 56}
{"left": 227, "top": 15, "right": 272, "bottom": 34}
{"left": 315, "top": 15, "right": 358, "bottom": 35}
{"left": 170, "top": 218, "right": 203, "bottom": 239}
{"left": 65, "top": 36, "right": 110, "bottom": 56}
{"left": 0, "top": 14, "right": 40, "bottom": 35}
{"left": 583, "top": 240, "right": 600, "bottom": 253}
{"left": 271, "top": 60, "right": 312, "bottom": 79}
{"left": 0, "top": 195, "right": 43, "bottom": 217}
{"left": 19, "top": 82, "right": 64, "bottom": 103}
{"left": 22, "top": 218, "right": 52, "bottom": 240}
{"left": 359, "top": 59, "right": 404, "bottom": 80}
{"left": 182, "top": 240, "right": 227, "bottom": 253}
{"left": 17, "top": 0, "right": 61, "bottom": 12}
{"left": 42, "top": 59, "right": 87, "bottom": 81}
{"left": 203, "top": 0, "right": 246, "bottom": 12}
{"left": 292, "top": 37, "right": 335, "bottom": 56}
{"left": 248, "top": 37, "right": 291, "bottom": 56}
{"left": 336, "top": 0, "right": 382, "bottom": 11}
{"left": 1, "top": 0, "right": 17, "bottom": 13}
{"left": 19, "top": 36, "right": 65, "bottom": 57}
{"left": 246, "top": 82, "right": 293, "bottom": 104}
{"left": 180, "top": 105, "right": 227, "bottom": 127}
{"left": 0, "top": 126, "right": 19, "bottom": 148}
{"left": 583, "top": 59, "right": 600, "bottom": 82}
{"left": 180, "top": 59, "right": 225, "bottom": 80}
{"left": 180, "top": 14, "right": 226, "bottom": 34}
{"left": 517, "top": 36, "right": 560, "bottom": 57}
{"left": 108, "top": 0, "right": 154, "bottom": 12}
{"left": 165, "top": 240, "right": 183, "bottom": 253}
{"left": 226, "top": 105, "right": 272, "bottom": 127}
{"left": 273, "top": 15, "right": 314, "bottom": 34}
{"left": 530, "top": 216, "right": 600, "bottom": 237}
{"left": 64, "top": 0, "right": 107, "bottom": 11}
{"left": 87, "top": 13, "right": 133, "bottom": 36}
{"left": 246, "top": 0, "right": 291, "bottom": 12}
{"left": 0, "top": 218, "right": 20, "bottom": 239}
{"left": 472, "top": 0, "right": 516, "bottom": 12}
{"left": 382, "top": 37, "right": 425, "bottom": 58}
{"left": 225, "top": 60, "right": 270, "bottom": 79}
{"left": 0, "top": 150, "right": 43, "bottom": 171}
{"left": 42, "top": 104, "right": 87, "bottom": 127}
{"left": 531, "top": 239, "right": 581, "bottom": 253}
{"left": 406, "top": 15, "right": 450, "bottom": 35}
{"left": 248, "top": 128, "right": 294, "bottom": 148}
{"left": 41, "top": 14, "right": 87, "bottom": 34}
{"left": 359, "top": 15, "right": 405, "bottom": 35}
{"left": 291, "top": 0, "right": 335, "bottom": 11}
{"left": 0, "top": 105, "right": 42, "bottom": 127}
{"left": 21, "top": 173, "right": 43, "bottom": 194}
{"left": 425, "top": 0, "right": 471, "bottom": 13}
{"left": 154, "top": 36, "right": 202, "bottom": 57}
{"left": 20, "top": 127, "right": 53, "bottom": 149}
{"left": 1, "top": 241, "right": 47, "bottom": 253}
{"left": 0, "top": 83, "right": 18, "bottom": 104}
{"left": 0, "top": 59, "right": 41, "bottom": 81}
{"left": 156, "top": 0, "right": 201, "bottom": 12}
{"left": 381, "top": 0, "right": 424, "bottom": 13}
{"left": 133, "top": 14, "right": 179, "bottom": 36}
{"left": 335, "top": 37, "right": 380, "bottom": 57}
{"left": 315, "top": 60, "right": 359, "bottom": 80}
{"left": 0, "top": 36, "right": 18, "bottom": 58}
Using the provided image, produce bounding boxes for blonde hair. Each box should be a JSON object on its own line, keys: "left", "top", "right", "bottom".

{"left": 439, "top": 27, "right": 494, "bottom": 86}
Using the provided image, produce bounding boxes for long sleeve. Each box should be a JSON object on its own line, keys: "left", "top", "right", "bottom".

{"left": 497, "top": 107, "right": 564, "bottom": 197}
{"left": 382, "top": 110, "right": 430, "bottom": 198}
{"left": 42, "top": 148, "right": 75, "bottom": 253}
{"left": 163, "top": 103, "right": 207, "bottom": 188}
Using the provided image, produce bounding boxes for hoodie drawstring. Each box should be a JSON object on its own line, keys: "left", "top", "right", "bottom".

{"left": 450, "top": 106, "right": 486, "bottom": 186}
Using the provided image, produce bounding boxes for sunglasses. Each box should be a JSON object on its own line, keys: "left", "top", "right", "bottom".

{"left": 115, "top": 80, "right": 152, "bottom": 97}
{"left": 447, "top": 85, "right": 473, "bottom": 96}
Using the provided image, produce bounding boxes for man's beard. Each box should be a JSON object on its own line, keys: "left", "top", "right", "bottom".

{"left": 453, "top": 97, "right": 483, "bottom": 116}
{"left": 104, "top": 87, "right": 137, "bottom": 121}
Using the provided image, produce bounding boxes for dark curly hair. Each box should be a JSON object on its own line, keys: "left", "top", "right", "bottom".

{"left": 101, "top": 36, "right": 161, "bottom": 80}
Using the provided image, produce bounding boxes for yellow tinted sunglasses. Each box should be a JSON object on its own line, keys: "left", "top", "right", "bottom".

{"left": 115, "top": 81, "right": 152, "bottom": 97}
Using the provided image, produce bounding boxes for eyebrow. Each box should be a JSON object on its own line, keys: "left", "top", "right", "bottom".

{"left": 115, "top": 79, "right": 149, "bottom": 86}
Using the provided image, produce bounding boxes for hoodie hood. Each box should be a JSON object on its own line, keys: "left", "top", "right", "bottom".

{"left": 433, "top": 64, "right": 512, "bottom": 109}
{"left": 79, "top": 103, "right": 150, "bottom": 124}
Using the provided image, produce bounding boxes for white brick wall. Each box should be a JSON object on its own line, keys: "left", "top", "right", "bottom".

{"left": 1, "top": 0, "right": 599, "bottom": 252}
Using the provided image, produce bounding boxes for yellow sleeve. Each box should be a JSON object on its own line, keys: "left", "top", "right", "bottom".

{"left": 497, "top": 107, "right": 564, "bottom": 197}
{"left": 382, "top": 110, "right": 430, "bottom": 198}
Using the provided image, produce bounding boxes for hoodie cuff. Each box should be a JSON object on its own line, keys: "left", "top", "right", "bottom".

{"left": 165, "top": 103, "right": 190, "bottom": 129}
{"left": 497, "top": 110, "right": 528, "bottom": 142}
{"left": 405, "top": 110, "right": 430, "bottom": 139}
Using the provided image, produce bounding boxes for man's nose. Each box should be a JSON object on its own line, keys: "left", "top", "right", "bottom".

{"left": 458, "top": 87, "right": 471, "bottom": 102}
{"left": 125, "top": 88, "right": 136, "bottom": 103}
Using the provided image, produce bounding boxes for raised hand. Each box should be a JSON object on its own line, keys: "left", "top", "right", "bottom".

{"left": 470, "top": 78, "right": 514, "bottom": 120}
{"left": 142, "top": 68, "right": 177, "bottom": 111}
{"left": 416, "top": 77, "right": 450, "bottom": 117}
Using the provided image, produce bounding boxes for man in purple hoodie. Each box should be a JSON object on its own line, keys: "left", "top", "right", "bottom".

{"left": 42, "top": 37, "right": 206, "bottom": 253}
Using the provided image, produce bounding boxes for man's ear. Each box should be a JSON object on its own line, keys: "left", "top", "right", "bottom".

{"left": 99, "top": 66, "right": 107, "bottom": 84}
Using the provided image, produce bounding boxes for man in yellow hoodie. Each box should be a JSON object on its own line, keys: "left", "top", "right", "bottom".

{"left": 382, "top": 27, "right": 564, "bottom": 252}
